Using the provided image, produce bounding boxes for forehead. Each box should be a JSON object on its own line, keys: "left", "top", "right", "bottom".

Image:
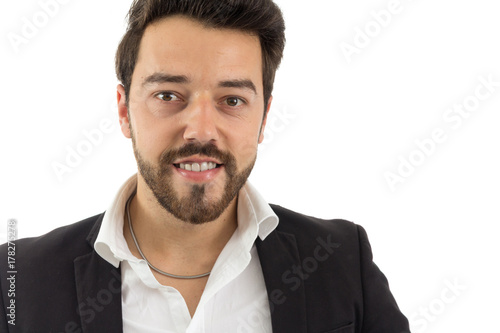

{"left": 132, "top": 16, "right": 263, "bottom": 91}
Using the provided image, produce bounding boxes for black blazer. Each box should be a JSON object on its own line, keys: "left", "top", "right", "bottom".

{"left": 0, "top": 204, "right": 410, "bottom": 333}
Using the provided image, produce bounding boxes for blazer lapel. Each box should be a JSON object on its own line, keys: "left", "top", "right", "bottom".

{"left": 74, "top": 214, "right": 123, "bottom": 333}
{"left": 256, "top": 230, "right": 307, "bottom": 333}
{"left": 70, "top": 211, "right": 307, "bottom": 333}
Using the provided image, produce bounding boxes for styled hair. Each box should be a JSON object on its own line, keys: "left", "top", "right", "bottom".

{"left": 115, "top": 0, "right": 286, "bottom": 111}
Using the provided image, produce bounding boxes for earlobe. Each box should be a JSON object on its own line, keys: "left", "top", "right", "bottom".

{"left": 117, "top": 84, "right": 131, "bottom": 139}
{"left": 258, "top": 96, "right": 273, "bottom": 144}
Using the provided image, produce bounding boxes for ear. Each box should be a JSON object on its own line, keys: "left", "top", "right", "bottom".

{"left": 117, "top": 84, "right": 132, "bottom": 139}
{"left": 258, "top": 96, "right": 273, "bottom": 144}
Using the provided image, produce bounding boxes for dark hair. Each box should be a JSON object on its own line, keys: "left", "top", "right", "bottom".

{"left": 115, "top": 0, "right": 286, "bottom": 112}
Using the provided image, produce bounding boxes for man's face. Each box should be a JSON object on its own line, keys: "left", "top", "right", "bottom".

{"left": 119, "top": 16, "right": 269, "bottom": 224}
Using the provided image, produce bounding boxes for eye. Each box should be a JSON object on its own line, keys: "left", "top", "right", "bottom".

{"left": 224, "top": 97, "right": 245, "bottom": 107}
{"left": 156, "top": 92, "right": 181, "bottom": 102}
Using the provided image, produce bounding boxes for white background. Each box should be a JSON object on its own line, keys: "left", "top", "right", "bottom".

{"left": 1, "top": 0, "right": 499, "bottom": 332}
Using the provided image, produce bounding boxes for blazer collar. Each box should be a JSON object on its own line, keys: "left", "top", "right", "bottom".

{"left": 74, "top": 213, "right": 123, "bottom": 333}
{"left": 256, "top": 228, "right": 307, "bottom": 333}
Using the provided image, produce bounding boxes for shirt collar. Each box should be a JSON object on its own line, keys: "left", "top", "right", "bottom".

{"left": 94, "top": 174, "right": 279, "bottom": 268}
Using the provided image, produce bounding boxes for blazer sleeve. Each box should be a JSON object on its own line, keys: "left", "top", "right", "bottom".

{"left": 357, "top": 225, "right": 411, "bottom": 332}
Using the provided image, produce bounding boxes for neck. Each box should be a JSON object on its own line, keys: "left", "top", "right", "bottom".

{"left": 123, "top": 176, "right": 238, "bottom": 276}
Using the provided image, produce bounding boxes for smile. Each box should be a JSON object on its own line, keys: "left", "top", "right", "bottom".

{"left": 174, "top": 162, "right": 221, "bottom": 172}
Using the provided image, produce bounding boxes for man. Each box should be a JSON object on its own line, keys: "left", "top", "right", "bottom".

{"left": 0, "top": 0, "right": 410, "bottom": 332}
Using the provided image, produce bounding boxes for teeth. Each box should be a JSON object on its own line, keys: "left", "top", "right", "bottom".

{"left": 179, "top": 162, "right": 218, "bottom": 172}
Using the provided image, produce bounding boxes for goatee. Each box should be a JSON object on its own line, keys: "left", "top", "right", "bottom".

{"left": 134, "top": 141, "right": 256, "bottom": 224}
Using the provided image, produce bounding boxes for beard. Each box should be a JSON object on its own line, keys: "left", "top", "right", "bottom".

{"left": 133, "top": 139, "right": 256, "bottom": 225}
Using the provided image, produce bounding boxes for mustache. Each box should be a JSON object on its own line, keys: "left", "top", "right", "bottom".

{"left": 159, "top": 142, "right": 237, "bottom": 173}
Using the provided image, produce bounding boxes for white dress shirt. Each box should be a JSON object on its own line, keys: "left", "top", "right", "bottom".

{"left": 94, "top": 174, "right": 279, "bottom": 333}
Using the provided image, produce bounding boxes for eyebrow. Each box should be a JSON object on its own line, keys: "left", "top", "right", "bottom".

{"left": 219, "top": 79, "right": 257, "bottom": 95}
{"left": 141, "top": 73, "right": 190, "bottom": 87}
{"left": 141, "top": 72, "right": 257, "bottom": 95}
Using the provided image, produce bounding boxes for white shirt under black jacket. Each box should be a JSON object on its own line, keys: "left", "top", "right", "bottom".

{"left": 94, "top": 174, "right": 279, "bottom": 332}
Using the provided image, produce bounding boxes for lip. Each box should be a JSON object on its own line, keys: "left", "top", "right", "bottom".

{"left": 172, "top": 163, "right": 224, "bottom": 183}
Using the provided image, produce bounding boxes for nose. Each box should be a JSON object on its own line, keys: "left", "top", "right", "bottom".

{"left": 182, "top": 98, "right": 220, "bottom": 144}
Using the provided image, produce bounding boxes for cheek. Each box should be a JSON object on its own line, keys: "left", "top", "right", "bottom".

{"left": 132, "top": 117, "right": 178, "bottom": 159}
{"left": 229, "top": 127, "right": 261, "bottom": 163}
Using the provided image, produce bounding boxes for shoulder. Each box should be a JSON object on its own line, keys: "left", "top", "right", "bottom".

{"left": 268, "top": 204, "right": 373, "bottom": 263}
{"left": 0, "top": 213, "right": 104, "bottom": 265}
{"left": 0, "top": 213, "right": 107, "bottom": 331}
{"left": 270, "top": 203, "right": 363, "bottom": 242}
